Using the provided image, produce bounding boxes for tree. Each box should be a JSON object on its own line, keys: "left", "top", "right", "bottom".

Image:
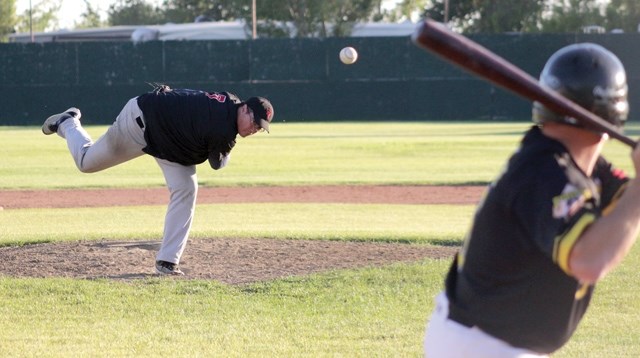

{"left": 423, "top": 0, "right": 477, "bottom": 30}
{"left": 108, "top": 0, "right": 164, "bottom": 26}
{"left": 103, "top": 0, "right": 382, "bottom": 37}
{"left": 425, "top": 0, "right": 544, "bottom": 33}
{"left": 605, "top": 0, "right": 640, "bottom": 32}
{"left": 250, "top": 0, "right": 380, "bottom": 38}
{"left": 383, "top": 0, "right": 430, "bottom": 23}
{"left": 14, "top": 0, "right": 60, "bottom": 33}
{"left": 76, "top": 0, "right": 106, "bottom": 28}
{"left": 328, "top": 0, "right": 382, "bottom": 37}
{"left": 0, "top": 0, "right": 18, "bottom": 41}
{"left": 160, "top": 0, "right": 249, "bottom": 24}
{"left": 476, "top": 0, "right": 544, "bottom": 33}
{"left": 538, "top": 0, "right": 605, "bottom": 33}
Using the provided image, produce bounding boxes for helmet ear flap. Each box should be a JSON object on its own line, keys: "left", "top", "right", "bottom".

{"left": 533, "top": 101, "right": 580, "bottom": 127}
{"left": 532, "top": 43, "right": 629, "bottom": 129}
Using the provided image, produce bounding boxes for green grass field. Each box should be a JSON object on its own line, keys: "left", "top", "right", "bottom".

{"left": 1, "top": 122, "right": 640, "bottom": 357}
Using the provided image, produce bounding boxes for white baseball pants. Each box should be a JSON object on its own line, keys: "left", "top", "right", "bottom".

{"left": 424, "top": 292, "right": 548, "bottom": 358}
{"left": 56, "top": 97, "right": 197, "bottom": 265}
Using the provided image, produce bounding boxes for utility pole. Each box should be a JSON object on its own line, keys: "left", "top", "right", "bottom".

{"left": 252, "top": 0, "right": 257, "bottom": 39}
{"left": 444, "top": 0, "right": 449, "bottom": 24}
{"left": 29, "top": 0, "right": 34, "bottom": 42}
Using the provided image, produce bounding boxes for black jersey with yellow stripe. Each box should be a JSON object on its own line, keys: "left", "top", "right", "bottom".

{"left": 445, "top": 125, "right": 628, "bottom": 354}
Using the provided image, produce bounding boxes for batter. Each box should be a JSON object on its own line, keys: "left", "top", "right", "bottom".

{"left": 424, "top": 43, "right": 640, "bottom": 356}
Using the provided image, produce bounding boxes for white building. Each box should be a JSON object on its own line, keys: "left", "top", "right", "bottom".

{"left": 8, "top": 20, "right": 417, "bottom": 43}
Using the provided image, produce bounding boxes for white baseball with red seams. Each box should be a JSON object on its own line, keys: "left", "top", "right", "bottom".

{"left": 339, "top": 47, "right": 358, "bottom": 64}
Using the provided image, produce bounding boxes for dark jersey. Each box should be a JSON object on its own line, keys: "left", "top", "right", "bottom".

{"left": 445, "top": 126, "right": 628, "bottom": 354}
{"left": 137, "top": 88, "right": 240, "bottom": 168}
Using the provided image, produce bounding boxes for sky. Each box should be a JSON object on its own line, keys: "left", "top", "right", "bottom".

{"left": 16, "top": 0, "right": 403, "bottom": 30}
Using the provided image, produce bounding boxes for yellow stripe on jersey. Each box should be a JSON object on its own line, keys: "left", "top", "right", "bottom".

{"left": 553, "top": 213, "right": 596, "bottom": 275}
{"left": 575, "top": 282, "right": 590, "bottom": 300}
{"left": 602, "top": 183, "right": 628, "bottom": 216}
{"left": 602, "top": 198, "right": 619, "bottom": 216}
{"left": 457, "top": 251, "right": 464, "bottom": 269}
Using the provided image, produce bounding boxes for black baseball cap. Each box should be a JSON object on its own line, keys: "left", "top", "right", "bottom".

{"left": 245, "top": 97, "right": 274, "bottom": 133}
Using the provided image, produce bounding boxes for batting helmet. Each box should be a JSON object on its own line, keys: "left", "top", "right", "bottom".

{"left": 533, "top": 43, "right": 629, "bottom": 129}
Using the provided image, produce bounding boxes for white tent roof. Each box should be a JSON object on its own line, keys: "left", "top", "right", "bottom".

{"left": 8, "top": 21, "right": 248, "bottom": 43}
{"left": 351, "top": 21, "right": 415, "bottom": 37}
{"left": 8, "top": 20, "right": 416, "bottom": 43}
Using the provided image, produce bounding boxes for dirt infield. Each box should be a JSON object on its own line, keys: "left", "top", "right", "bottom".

{"left": 0, "top": 185, "right": 485, "bottom": 209}
{"left": 0, "top": 185, "right": 483, "bottom": 283}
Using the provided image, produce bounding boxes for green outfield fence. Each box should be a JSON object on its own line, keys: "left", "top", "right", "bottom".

{"left": 1, "top": 33, "right": 640, "bottom": 125}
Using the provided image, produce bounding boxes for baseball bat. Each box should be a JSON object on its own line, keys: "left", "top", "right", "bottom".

{"left": 411, "top": 18, "right": 636, "bottom": 148}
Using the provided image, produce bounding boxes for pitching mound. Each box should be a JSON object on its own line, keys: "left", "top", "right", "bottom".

{"left": 0, "top": 238, "right": 456, "bottom": 284}
{"left": 0, "top": 185, "right": 480, "bottom": 283}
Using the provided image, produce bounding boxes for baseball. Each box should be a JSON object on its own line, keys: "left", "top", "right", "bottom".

{"left": 339, "top": 46, "right": 358, "bottom": 65}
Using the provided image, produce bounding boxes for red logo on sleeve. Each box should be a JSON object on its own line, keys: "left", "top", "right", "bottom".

{"left": 611, "top": 168, "right": 627, "bottom": 180}
{"left": 205, "top": 92, "right": 227, "bottom": 103}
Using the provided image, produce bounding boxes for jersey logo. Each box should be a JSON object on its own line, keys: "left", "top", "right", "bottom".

{"left": 205, "top": 92, "right": 227, "bottom": 103}
{"left": 552, "top": 184, "right": 592, "bottom": 219}
{"left": 611, "top": 167, "right": 627, "bottom": 180}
